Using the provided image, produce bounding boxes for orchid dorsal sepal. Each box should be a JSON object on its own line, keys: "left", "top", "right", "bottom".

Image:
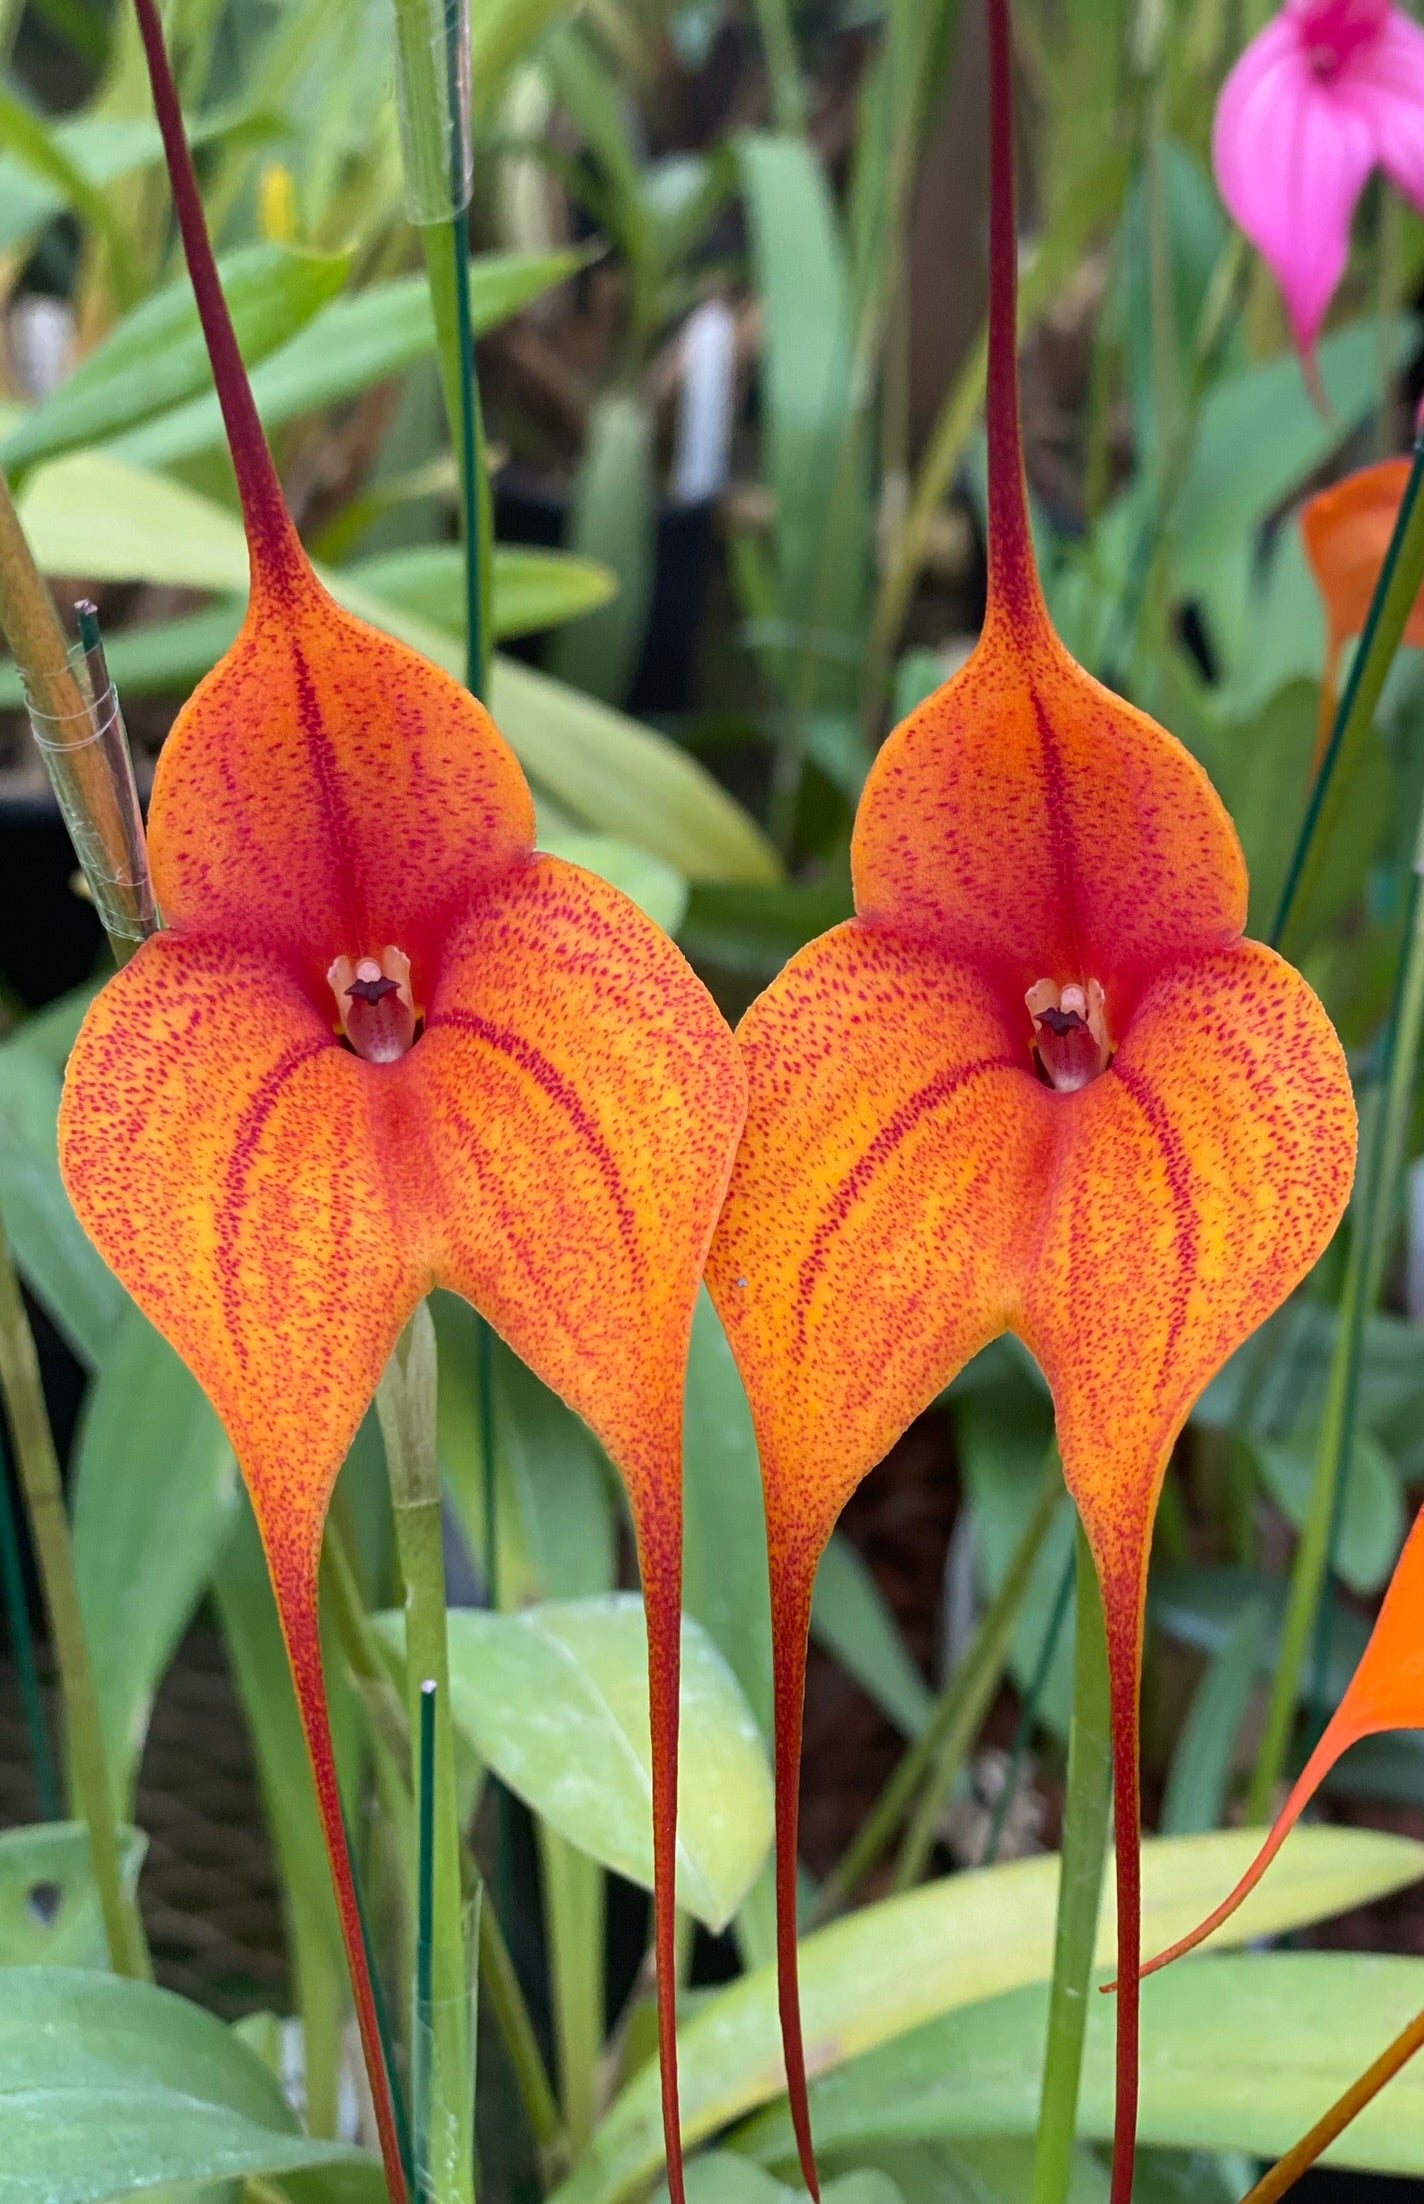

{"left": 66, "top": 12, "right": 747, "bottom": 2204}
{"left": 704, "top": 3, "right": 1355, "bottom": 2202}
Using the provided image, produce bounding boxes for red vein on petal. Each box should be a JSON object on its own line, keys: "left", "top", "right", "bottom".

{"left": 216, "top": 1035, "right": 334, "bottom": 1374}
{"left": 132, "top": 0, "right": 309, "bottom": 597}
{"left": 428, "top": 1008, "right": 644, "bottom": 1271}
{"left": 1110, "top": 1059, "right": 1199, "bottom": 1389}
{"left": 794, "top": 1053, "right": 1019, "bottom": 1349}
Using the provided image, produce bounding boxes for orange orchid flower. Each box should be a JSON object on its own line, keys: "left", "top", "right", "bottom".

{"left": 58, "top": 7, "right": 747, "bottom": 2197}
{"left": 1302, "top": 458, "right": 1424, "bottom": 763}
{"left": 703, "top": 3, "right": 1356, "bottom": 2199}
{"left": 1141, "top": 1506, "right": 1424, "bottom": 1980}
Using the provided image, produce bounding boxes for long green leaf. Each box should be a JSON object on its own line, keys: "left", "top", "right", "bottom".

{"left": 0, "top": 1031, "right": 124, "bottom": 1367}
{"left": 110, "top": 252, "right": 585, "bottom": 469}
{"left": 0, "top": 1823, "right": 145, "bottom": 1970}
{"left": 549, "top": 1827, "right": 1424, "bottom": 2204}
{"left": 738, "top": 1954, "right": 1424, "bottom": 2178}
{"left": 0, "top": 1966, "right": 369, "bottom": 2201}
{"left": 72, "top": 1306, "right": 239, "bottom": 1812}
{"left": 2, "top": 245, "right": 351, "bottom": 475}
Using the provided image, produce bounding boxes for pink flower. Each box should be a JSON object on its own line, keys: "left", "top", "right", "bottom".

{"left": 1214, "top": 0, "right": 1424, "bottom": 357}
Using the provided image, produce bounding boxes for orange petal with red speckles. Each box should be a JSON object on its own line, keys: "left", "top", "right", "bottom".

{"left": 705, "top": 917, "right": 1051, "bottom": 2180}
{"left": 1302, "top": 458, "right": 1424, "bottom": 669}
{"left": 1018, "top": 938, "right": 1355, "bottom": 2162}
{"left": 1141, "top": 1500, "right": 1424, "bottom": 1988}
{"left": 60, "top": 858, "right": 747, "bottom": 2204}
{"left": 852, "top": 616, "right": 1247, "bottom": 1000}
{"left": 149, "top": 580, "right": 536, "bottom": 1000}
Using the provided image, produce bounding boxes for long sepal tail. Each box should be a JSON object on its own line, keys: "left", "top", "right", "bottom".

{"left": 637, "top": 1501, "right": 689, "bottom": 2204}
{"left": 128, "top": 12, "right": 411, "bottom": 2197}
{"left": 1098, "top": 1554, "right": 1146, "bottom": 2204}
{"left": 272, "top": 1536, "right": 412, "bottom": 2204}
{"left": 1136, "top": 1503, "right": 1424, "bottom": 1987}
{"left": 132, "top": 0, "right": 311, "bottom": 600}
{"left": 770, "top": 1554, "right": 822, "bottom": 2198}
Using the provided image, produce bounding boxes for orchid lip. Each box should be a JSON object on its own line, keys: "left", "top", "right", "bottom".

{"left": 328, "top": 946, "right": 418, "bottom": 1063}
{"left": 1026, "top": 976, "right": 1111, "bottom": 1092}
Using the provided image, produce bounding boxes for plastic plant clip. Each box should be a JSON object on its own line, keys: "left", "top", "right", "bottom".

{"left": 392, "top": 0, "right": 473, "bottom": 225}
{"left": 23, "top": 604, "right": 157, "bottom": 950}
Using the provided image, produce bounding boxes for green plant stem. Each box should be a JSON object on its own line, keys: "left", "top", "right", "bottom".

{"left": 894, "top": 1464, "right": 1066, "bottom": 1889}
{"left": 1248, "top": 845, "right": 1424, "bottom": 1818}
{"left": 0, "top": 1216, "right": 148, "bottom": 1977}
{"left": 1029, "top": 1526, "right": 1112, "bottom": 2204}
{"left": 813, "top": 1463, "right": 1063, "bottom": 1919}
{"left": 378, "top": 1307, "right": 475, "bottom": 2204}
{"left": 0, "top": 1425, "right": 59, "bottom": 1819}
{"left": 1273, "top": 430, "right": 1424, "bottom": 954}
{"left": 982, "top": 1536, "right": 1076, "bottom": 1868}
{"left": 539, "top": 1824, "right": 605, "bottom": 2153}
{"left": 323, "top": 1504, "right": 566, "bottom": 2169}
{"left": 751, "top": 0, "right": 806, "bottom": 137}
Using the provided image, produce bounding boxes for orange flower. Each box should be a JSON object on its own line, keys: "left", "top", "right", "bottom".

{"left": 1141, "top": 1507, "right": 1424, "bottom": 1979}
{"left": 59, "top": 7, "right": 747, "bottom": 2197}
{"left": 1303, "top": 458, "right": 1424, "bottom": 762}
{"left": 703, "top": 4, "right": 1356, "bottom": 2199}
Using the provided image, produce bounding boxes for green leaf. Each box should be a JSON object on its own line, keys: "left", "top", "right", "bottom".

{"left": 957, "top": 1386, "right": 1074, "bottom": 1737}
{"left": 737, "top": 135, "right": 864, "bottom": 652}
{"left": 110, "top": 252, "right": 585, "bottom": 469}
{"left": 0, "top": 1824, "right": 145, "bottom": 1970}
{"left": 538, "top": 831, "right": 688, "bottom": 935}
{"left": 0, "top": 86, "right": 139, "bottom": 302}
{"left": 72, "top": 1305, "right": 239, "bottom": 1810}
{"left": 1175, "top": 317, "right": 1416, "bottom": 595}
{"left": 738, "top": 1954, "right": 1424, "bottom": 2177}
{"left": 812, "top": 1536, "right": 932, "bottom": 1740}
{"left": 1160, "top": 1595, "right": 1270, "bottom": 1838}
{"left": 818, "top": 2140, "right": 1111, "bottom": 2204}
{"left": 389, "top": 1594, "right": 774, "bottom": 1930}
{"left": 682, "top": 1295, "right": 774, "bottom": 1740}
{"left": 550, "top": 1826, "right": 1424, "bottom": 2204}
{"left": 9, "top": 454, "right": 778, "bottom": 885}
{"left": 1251, "top": 1427, "right": 1403, "bottom": 1597}
{"left": 0, "top": 1966, "right": 369, "bottom": 2200}
{"left": 678, "top": 881, "right": 854, "bottom": 973}
{"left": 653, "top": 2157, "right": 903, "bottom": 2204}
{"left": 1, "top": 245, "right": 351, "bottom": 475}
{"left": 487, "top": 655, "right": 781, "bottom": 884}
{"left": 347, "top": 544, "right": 618, "bottom": 642}
{"left": 0, "top": 1030, "right": 124, "bottom": 1366}
{"left": 0, "top": 110, "right": 246, "bottom": 259}
{"left": 547, "top": 392, "right": 657, "bottom": 706}
{"left": 431, "top": 1291, "right": 616, "bottom": 1607}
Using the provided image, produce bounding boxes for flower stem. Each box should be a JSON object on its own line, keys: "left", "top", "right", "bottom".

{"left": 0, "top": 1216, "right": 149, "bottom": 1978}
{"left": 1248, "top": 841, "right": 1424, "bottom": 1820}
{"left": 1029, "top": 1525, "right": 1112, "bottom": 2204}
{"left": 378, "top": 1306, "right": 475, "bottom": 2204}
{"left": 813, "top": 1461, "right": 1063, "bottom": 1919}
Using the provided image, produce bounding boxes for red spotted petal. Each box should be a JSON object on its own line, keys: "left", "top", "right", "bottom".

{"left": 149, "top": 582, "right": 536, "bottom": 999}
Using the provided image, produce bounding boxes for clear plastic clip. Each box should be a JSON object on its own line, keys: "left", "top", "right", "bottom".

{"left": 394, "top": 0, "right": 473, "bottom": 226}
{"left": 24, "top": 602, "right": 157, "bottom": 948}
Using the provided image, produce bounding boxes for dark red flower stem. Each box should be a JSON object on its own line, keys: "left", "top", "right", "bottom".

{"left": 638, "top": 1502, "right": 689, "bottom": 2204}
{"left": 131, "top": 0, "right": 306, "bottom": 596}
{"left": 772, "top": 1561, "right": 821, "bottom": 2199}
{"left": 984, "top": 0, "right": 1044, "bottom": 633}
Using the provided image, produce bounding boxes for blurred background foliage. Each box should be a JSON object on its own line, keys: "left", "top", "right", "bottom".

{"left": 4, "top": 0, "right": 1424, "bottom": 2200}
